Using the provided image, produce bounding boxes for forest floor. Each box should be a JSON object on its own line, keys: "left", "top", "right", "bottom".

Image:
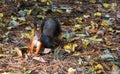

{"left": 0, "top": 0, "right": 120, "bottom": 74}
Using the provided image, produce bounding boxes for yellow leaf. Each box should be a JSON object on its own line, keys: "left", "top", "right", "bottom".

{"left": 64, "top": 44, "right": 71, "bottom": 49}
{"left": 65, "top": 49, "right": 71, "bottom": 53}
{"left": 0, "top": 13, "right": 3, "bottom": 18}
{"left": 109, "top": 27, "right": 114, "bottom": 32}
{"left": 72, "top": 44, "right": 78, "bottom": 52}
{"left": 64, "top": 44, "right": 71, "bottom": 53}
{"left": 25, "top": 29, "right": 34, "bottom": 38}
{"left": 64, "top": 43, "right": 78, "bottom": 53}
{"left": 106, "top": 41, "right": 112, "bottom": 46}
{"left": 103, "top": 3, "right": 110, "bottom": 8}
{"left": 94, "top": 12, "right": 101, "bottom": 17}
{"left": 73, "top": 51, "right": 80, "bottom": 56}
{"left": 41, "top": 0, "right": 47, "bottom": 2}
{"left": 82, "top": 39, "right": 90, "bottom": 48}
{"left": 101, "top": 20, "right": 109, "bottom": 27}
{"left": 25, "top": 33, "right": 31, "bottom": 38}
{"left": 76, "top": 17, "right": 83, "bottom": 25}
{"left": 31, "top": 29, "right": 34, "bottom": 36}
{"left": 27, "top": 9, "right": 32, "bottom": 15}
{"left": 89, "top": 0, "right": 96, "bottom": 3}
{"left": 95, "top": 64, "right": 104, "bottom": 70}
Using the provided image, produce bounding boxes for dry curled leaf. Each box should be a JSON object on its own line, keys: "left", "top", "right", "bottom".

{"left": 33, "top": 56, "right": 46, "bottom": 63}
{"left": 15, "top": 47, "right": 22, "bottom": 57}
{"left": 64, "top": 43, "right": 78, "bottom": 53}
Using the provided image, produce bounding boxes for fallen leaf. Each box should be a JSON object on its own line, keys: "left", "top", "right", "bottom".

{"left": 0, "top": 54, "right": 9, "bottom": 58}
{"left": 18, "top": 17, "right": 26, "bottom": 21}
{"left": 64, "top": 44, "right": 71, "bottom": 50}
{"left": 76, "top": 17, "right": 83, "bottom": 25}
{"left": 64, "top": 32, "right": 75, "bottom": 39}
{"left": 0, "top": 13, "right": 3, "bottom": 18}
{"left": 89, "top": 35, "right": 103, "bottom": 42}
{"left": 97, "top": 30, "right": 105, "bottom": 36}
{"left": 73, "top": 51, "right": 80, "bottom": 56}
{"left": 78, "top": 58, "right": 83, "bottom": 65}
{"left": 109, "top": 27, "right": 114, "bottom": 32}
{"left": 111, "top": 3, "right": 117, "bottom": 10}
{"left": 15, "top": 47, "right": 22, "bottom": 57}
{"left": 43, "top": 48, "right": 51, "bottom": 54}
{"left": 33, "top": 56, "right": 46, "bottom": 63}
{"left": 25, "top": 26, "right": 32, "bottom": 31}
{"left": 94, "top": 64, "right": 104, "bottom": 70}
{"left": 68, "top": 67, "right": 76, "bottom": 74}
{"left": 106, "top": 40, "right": 112, "bottom": 46}
{"left": 99, "top": 49, "right": 118, "bottom": 61}
{"left": 66, "top": 9, "right": 72, "bottom": 13}
{"left": 75, "top": 34, "right": 86, "bottom": 37}
{"left": 25, "top": 29, "right": 34, "bottom": 38}
{"left": 2, "top": 72, "right": 11, "bottom": 74}
{"left": 82, "top": 39, "right": 90, "bottom": 48}
{"left": 76, "top": 67, "right": 83, "bottom": 72}
{"left": 90, "top": 21, "right": 98, "bottom": 30}
{"left": 104, "top": 14, "right": 110, "bottom": 19}
{"left": 27, "top": 9, "right": 32, "bottom": 15}
{"left": 72, "top": 44, "right": 78, "bottom": 52}
{"left": 103, "top": 3, "right": 110, "bottom": 8}
{"left": 111, "top": 64, "right": 120, "bottom": 74}
{"left": 41, "top": 0, "right": 47, "bottom": 2}
{"left": 83, "top": 14, "right": 90, "bottom": 18}
{"left": 101, "top": 20, "right": 109, "bottom": 27}
{"left": 94, "top": 12, "right": 102, "bottom": 17}
{"left": 36, "top": 15, "right": 44, "bottom": 19}
{"left": 54, "top": 50, "right": 64, "bottom": 58}
{"left": 89, "top": 29, "right": 98, "bottom": 34}
{"left": 89, "top": 0, "right": 96, "bottom": 3}
{"left": 74, "top": 24, "right": 82, "bottom": 30}
{"left": 18, "top": 10, "right": 27, "bottom": 17}
{"left": 64, "top": 43, "right": 78, "bottom": 53}
{"left": 63, "top": 44, "right": 71, "bottom": 53}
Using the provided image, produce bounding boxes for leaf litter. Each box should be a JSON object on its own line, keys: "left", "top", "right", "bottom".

{"left": 0, "top": 0, "right": 120, "bottom": 74}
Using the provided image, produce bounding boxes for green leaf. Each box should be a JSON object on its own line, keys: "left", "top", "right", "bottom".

{"left": 36, "top": 15, "right": 44, "bottom": 19}
{"left": 103, "top": 3, "right": 110, "bottom": 8}
{"left": 41, "top": 0, "right": 47, "bottom": 2}
{"left": 76, "top": 34, "right": 86, "bottom": 37}
{"left": 89, "top": 35, "right": 103, "bottom": 42}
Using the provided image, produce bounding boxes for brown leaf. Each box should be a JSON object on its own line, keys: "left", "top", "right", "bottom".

{"left": 89, "top": 29, "right": 98, "bottom": 34}
{"left": 15, "top": 47, "right": 22, "bottom": 57}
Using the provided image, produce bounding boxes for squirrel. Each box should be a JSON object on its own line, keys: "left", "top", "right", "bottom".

{"left": 30, "top": 18, "right": 61, "bottom": 55}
